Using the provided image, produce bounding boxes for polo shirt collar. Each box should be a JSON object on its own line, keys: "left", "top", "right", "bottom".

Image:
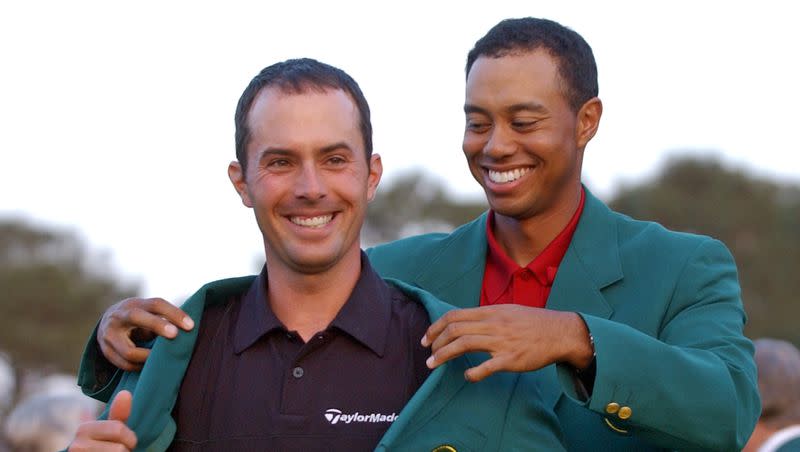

{"left": 484, "top": 187, "right": 586, "bottom": 300}
{"left": 329, "top": 254, "right": 392, "bottom": 358}
{"left": 233, "top": 251, "right": 392, "bottom": 358}
{"left": 233, "top": 266, "right": 283, "bottom": 354}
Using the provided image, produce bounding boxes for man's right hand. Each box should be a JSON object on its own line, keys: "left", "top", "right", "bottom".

{"left": 98, "top": 297, "right": 194, "bottom": 371}
{"left": 69, "top": 390, "right": 138, "bottom": 451}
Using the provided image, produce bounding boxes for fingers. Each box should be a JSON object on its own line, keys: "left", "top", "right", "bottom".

{"left": 70, "top": 421, "right": 138, "bottom": 451}
{"left": 70, "top": 391, "right": 137, "bottom": 451}
{"left": 98, "top": 297, "right": 193, "bottom": 370}
{"left": 108, "top": 390, "right": 133, "bottom": 423}
{"left": 116, "top": 298, "right": 194, "bottom": 338}
{"left": 421, "top": 307, "right": 486, "bottom": 347}
{"left": 464, "top": 357, "right": 504, "bottom": 383}
{"left": 100, "top": 332, "right": 150, "bottom": 372}
{"left": 426, "top": 333, "right": 494, "bottom": 369}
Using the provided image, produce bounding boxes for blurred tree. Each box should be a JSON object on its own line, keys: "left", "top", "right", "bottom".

{"left": 609, "top": 156, "right": 800, "bottom": 347}
{"left": 364, "top": 170, "right": 487, "bottom": 245}
{"left": 0, "top": 219, "right": 138, "bottom": 375}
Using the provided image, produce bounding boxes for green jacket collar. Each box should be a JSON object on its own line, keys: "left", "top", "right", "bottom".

{"left": 121, "top": 276, "right": 469, "bottom": 451}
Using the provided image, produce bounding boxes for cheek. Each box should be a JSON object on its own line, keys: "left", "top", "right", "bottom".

{"left": 462, "top": 135, "right": 484, "bottom": 159}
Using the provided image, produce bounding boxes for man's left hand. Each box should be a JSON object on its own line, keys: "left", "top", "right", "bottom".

{"left": 421, "top": 305, "right": 594, "bottom": 382}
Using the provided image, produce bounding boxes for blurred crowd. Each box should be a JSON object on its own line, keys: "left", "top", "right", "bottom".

{"left": 0, "top": 354, "right": 101, "bottom": 452}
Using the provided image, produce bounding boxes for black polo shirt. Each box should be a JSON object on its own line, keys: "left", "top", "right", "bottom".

{"left": 169, "top": 255, "right": 432, "bottom": 451}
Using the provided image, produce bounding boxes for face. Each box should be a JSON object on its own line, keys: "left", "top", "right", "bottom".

{"left": 462, "top": 50, "right": 601, "bottom": 221}
{"left": 229, "top": 87, "right": 382, "bottom": 275}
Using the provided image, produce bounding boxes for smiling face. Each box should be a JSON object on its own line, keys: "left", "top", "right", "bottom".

{"left": 229, "top": 87, "right": 381, "bottom": 275}
{"left": 462, "top": 49, "right": 600, "bottom": 222}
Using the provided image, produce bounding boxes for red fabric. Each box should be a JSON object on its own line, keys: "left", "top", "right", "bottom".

{"left": 480, "top": 189, "right": 585, "bottom": 308}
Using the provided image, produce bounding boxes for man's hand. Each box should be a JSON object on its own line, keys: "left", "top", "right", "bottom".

{"left": 69, "top": 390, "right": 138, "bottom": 451}
{"left": 98, "top": 297, "right": 194, "bottom": 371}
{"left": 421, "top": 305, "right": 594, "bottom": 382}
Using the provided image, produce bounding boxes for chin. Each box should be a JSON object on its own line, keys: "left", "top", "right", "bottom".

{"left": 289, "top": 256, "right": 338, "bottom": 274}
{"left": 489, "top": 198, "right": 542, "bottom": 221}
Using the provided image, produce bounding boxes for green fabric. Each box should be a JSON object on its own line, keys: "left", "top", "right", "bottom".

{"left": 78, "top": 276, "right": 565, "bottom": 451}
{"left": 366, "top": 187, "right": 760, "bottom": 451}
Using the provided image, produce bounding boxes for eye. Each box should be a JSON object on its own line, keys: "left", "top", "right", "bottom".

{"left": 511, "top": 119, "right": 538, "bottom": 130}
{"left": 325, "top": 155, "right": 349, "bottom": 166}
{"left": 267, "top": 158, "right": 291, "bottom": 168}
{"left": 466, "top": 119, "right": 491, "bottom": 133}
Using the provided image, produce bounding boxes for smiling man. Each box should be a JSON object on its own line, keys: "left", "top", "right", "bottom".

{"left": 66, "top": 58, "right": 564, "bottom": 451}
{"left": 371, "top": 18, "right": 759, "bottom": 451}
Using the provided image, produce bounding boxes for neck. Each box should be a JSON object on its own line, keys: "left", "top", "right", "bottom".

{"left": 742, "top": 421, "right": 776, "bottom": 452}
{"left": 493, "top": 185, "right": 582, "bottom": 266}
{"left": 265, "top": 248, "right": 362, "bottom": 342}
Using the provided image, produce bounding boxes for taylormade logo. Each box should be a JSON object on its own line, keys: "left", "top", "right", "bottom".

{"left": 324, "top": 408, "right": 398, "bottom": 425}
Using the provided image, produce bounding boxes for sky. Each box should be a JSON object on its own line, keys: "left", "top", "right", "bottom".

{"left": 2, "top": 1, "right": 799, "bottom": 301}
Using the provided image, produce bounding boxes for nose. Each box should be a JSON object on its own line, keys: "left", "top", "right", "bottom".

{"left": 482, "top": 125, "right": 516, "bottom": 159}
{"left": 294, "top": 163, "right": 327, "bottom": 200}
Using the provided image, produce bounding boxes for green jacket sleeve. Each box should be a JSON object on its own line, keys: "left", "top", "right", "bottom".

{"left": 76, "top": 324, "right": 122, "bottom": 403}
{"left": 557, "top": 238, "right": 760, "bottom": 451}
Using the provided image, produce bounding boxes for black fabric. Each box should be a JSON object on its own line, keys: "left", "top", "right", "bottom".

{"left": 169, "top": 256, "right": 431, "bottom": 451}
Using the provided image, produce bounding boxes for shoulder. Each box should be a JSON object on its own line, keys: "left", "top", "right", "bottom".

{"left": 383, "top": 281, "right": 431, "bottom": 332}
{"left": 581, "top": 188, "right": 731, "bottom": 262}
{"left": 179, "top": 275, "right": 257, "bottom": 310}
{"left": 367, "top": 214, "right": 487, "bottom": 277}
{"left": 608, "top": 208, "right": 732, "bottom": 263}
{"left": 194, "top": 275, "right": 257, "bottom": 299}
{"left": 383, "top": 278, "right": 456, "bottom": 323}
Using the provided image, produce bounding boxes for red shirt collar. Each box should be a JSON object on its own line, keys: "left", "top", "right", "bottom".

{"left": 483, "top": 188, "right": 586, "bottom": 304}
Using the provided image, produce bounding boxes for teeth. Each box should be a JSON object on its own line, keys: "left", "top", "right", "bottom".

{"left": 488, "top": 167, "right": 531, "bottom": 184}
{"left": 290, "top": 215, "right": 333, "bottom": 228}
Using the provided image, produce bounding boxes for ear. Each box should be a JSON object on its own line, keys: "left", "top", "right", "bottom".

{"left": 366, "top": 153, "right": 383, "bottom": 202}
{"left": 575, "top": 97, "right": 602, "bottom": 149}
{"left": 228, "top": 161, "right": 253, "bottom": 208}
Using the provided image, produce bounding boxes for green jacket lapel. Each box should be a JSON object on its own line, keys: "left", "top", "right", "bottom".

{"left": 538, "top": 188, "right": 619, "bottom": 409}
{"left": 413, "top": 214, "right": 489, "bottom": 308}
{"left": 547, "top": 188, "right": 619, "bottom": 317}
{"left": 377, "top": 280, "right": 473, "bottom": 448}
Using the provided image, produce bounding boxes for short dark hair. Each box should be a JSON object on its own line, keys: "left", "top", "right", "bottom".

{"left": 234, "top": 58, "right": 373, "bottom": 172}
{"left": 466, "top": 17, "right": 598, "bottom": 112}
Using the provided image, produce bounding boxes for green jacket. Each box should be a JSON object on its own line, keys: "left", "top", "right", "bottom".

{"left": 77, "top": 277, "right": 565, "bottom": 451}
{"left": 366, "top": 188, "right": 760, "bottom": 451}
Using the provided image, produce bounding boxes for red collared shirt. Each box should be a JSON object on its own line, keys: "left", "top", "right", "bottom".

{"left": 480, "top": 188, "right": 585, "bottom": 308}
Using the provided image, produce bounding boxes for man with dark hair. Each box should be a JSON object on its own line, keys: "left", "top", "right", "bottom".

{"left": 79, "top": 17, "right": 759, "bottom": 451}
{"left": 66, "top": 58, "right": 565, "bottom": 451}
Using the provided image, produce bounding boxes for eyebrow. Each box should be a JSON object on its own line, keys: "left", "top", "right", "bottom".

{"left": 257, "top": 142, "right": 354, "bottom": 160}
{"left": 464, "top": 102, "right": 548, "bottom": 115}
{"left": 319, "top": 142, "right": 354, "bottom": 155}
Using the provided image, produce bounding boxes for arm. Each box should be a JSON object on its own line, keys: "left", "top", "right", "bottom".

{"left": 423, "top": 239, "right": 759, "bottom": 450}
{"left": 558, "top": 239, "right": 759, "bottom": 451}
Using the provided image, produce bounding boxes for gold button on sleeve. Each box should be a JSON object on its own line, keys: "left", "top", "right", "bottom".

{"left": 432, "top": 446, "right": 457, "bottom": 452}
{"left": 605, "top": 402, "right": 620, "bottom": 414}
{"left": 618, "top": 406, "right": 632, "bottom": 419}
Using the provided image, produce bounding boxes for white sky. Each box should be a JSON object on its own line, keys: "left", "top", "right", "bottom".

{"left": 2, "top": 1, "right": 799, "bottom": 301}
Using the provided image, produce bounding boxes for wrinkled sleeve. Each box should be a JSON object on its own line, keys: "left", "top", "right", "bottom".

{"left": 76, "top": 324, "right": 122, "bottom": 403}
